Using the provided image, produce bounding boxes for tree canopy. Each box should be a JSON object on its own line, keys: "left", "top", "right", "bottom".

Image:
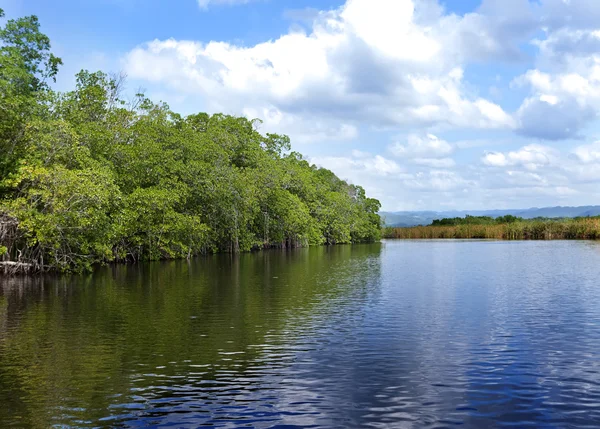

{"left": 431, "top": 215, "right": 522, "bottom": 226}
{"left": 0, "top": 10, "right": 382, "bottom": 273}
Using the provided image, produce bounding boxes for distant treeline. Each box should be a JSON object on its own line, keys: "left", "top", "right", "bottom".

{"left": 431, "top": 215, "right": 522, "bottom": 226}
{"left": 384, "top": 217, "right": 600, "bottom": 240}
{"left": 0, "top": 10, "right": 381, "bottom": 273}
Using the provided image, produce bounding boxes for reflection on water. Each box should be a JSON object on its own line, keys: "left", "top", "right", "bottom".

{"left": 1, "top": 241, "right": 600, "bottom": 428}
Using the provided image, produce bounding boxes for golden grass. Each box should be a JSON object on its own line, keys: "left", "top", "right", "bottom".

{"left": 383, "top": 218, "right": 600, "bottom": 240}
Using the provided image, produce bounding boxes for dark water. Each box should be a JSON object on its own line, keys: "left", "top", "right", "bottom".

{"left": 1, "top": 241, "right": 600, "bottom": 428}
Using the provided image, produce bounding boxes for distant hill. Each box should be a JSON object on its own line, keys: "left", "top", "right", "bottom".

{"left": 380, "top": 206, "right": 600, "bottom": 227}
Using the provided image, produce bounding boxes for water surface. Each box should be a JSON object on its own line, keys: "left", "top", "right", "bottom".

{"left": 1, "top": 241, "right": 600, "bottom": 428}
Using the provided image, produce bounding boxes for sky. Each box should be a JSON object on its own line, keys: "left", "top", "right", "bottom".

{"left": 3, "top": 0, "right": 600, "bottom": 211}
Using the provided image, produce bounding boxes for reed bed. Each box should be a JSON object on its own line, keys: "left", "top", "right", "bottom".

{"left": 383, "top": 218, "right": 600, "bottom": 240}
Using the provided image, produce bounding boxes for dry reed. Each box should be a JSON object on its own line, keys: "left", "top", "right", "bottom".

{"left": 383, "top": 218, "right": 600, "bottom": 240}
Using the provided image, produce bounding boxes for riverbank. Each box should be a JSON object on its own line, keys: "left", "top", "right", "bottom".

{"left": 0, "top": 9, "right": 382, "bottom": 275}
{"left": 0, "top": 242, "right": 377, "bottom": 276}
{"left": 383, "top": 217, "right": 600, "bottom": 240}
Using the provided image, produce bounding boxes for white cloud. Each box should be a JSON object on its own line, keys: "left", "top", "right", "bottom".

{"left": 448, "top": 0, "right": 536, "bottom": 62}
{"left": 116, "top": 0, "right": 600, "bottom": 210}
{"left": 482, "top": 151, "right": 509, "bottom": 167}
{"left": 478, "top": 141, "right": 600, "bottom": 195}
{"left": 388, "top": 134, "right": 457, "bottom": 169}
{"left": 124, "top": 0, "right": 514, "bottom": 142}
{"left": 482, "top": 144, "right": 558, "bottom": 170}
{"left": 243, "top": 106, "right": 359, "bottom": 144}
{"left": 412, "top": 157, "right": 456, "bottom": 168}
{"left": 310, "top": 138, "right": 600, "bottom": 211}
{"left": 197, "top": 0, "right": 254, "bottom": 10}
{"left": 513, "top": 66, "right": 600, "bottom": 139}
{"left": 311, "top": 152, "right": 403, "bottom": 178}
{"left": 512, "top": 17, "right": 600, "bottom": 139}
{"left": 340, "top": 0, "right": 440, "bottom": 62}
{"left": 563, "top": 140, "right": 600, "bottom": 183}
{"left": 311, "top": 150, "right": 473, "bottom": 208}
{"left": 573, "top": 141, "right": 600, "bottom": 163}
{"left": 535, "top": 0, "right": 600, "bottom": 32}
{"left": 404, "top": 170, "right": 472, "bottom": 192}
{"left": 389, "top": 134, "right": 454, "bottom": 158}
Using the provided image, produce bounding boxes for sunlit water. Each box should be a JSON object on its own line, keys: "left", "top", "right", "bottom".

{"left": 2, "top": 241, "right": 600, "bottom": 428}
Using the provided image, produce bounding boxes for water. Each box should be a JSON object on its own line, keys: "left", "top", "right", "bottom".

{"left": 1, "top": 241, "right": 600, "bottom": 428}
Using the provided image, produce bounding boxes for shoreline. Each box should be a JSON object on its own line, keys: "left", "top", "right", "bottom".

{"left": 382, "top": 237, "right": 600, "bottom": 241}
{"left": 383, "top": 218, "right": 600, "bottom": 241}
{"left": 0, "top": 242, "right": 380, "bottom": 277}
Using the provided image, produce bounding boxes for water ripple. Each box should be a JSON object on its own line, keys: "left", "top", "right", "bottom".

{"left": 1, "top": 242, "right": 600, "bottom": 427}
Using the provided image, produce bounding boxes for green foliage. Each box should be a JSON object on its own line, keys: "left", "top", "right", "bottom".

{"left": 0, "top": 11, "right": 382, "bottom": 273}
{"left": 495, "top": 214, "right": 521, "bottom": 224}
{"left": 114, "top": 186, "right": 209, "bottom": 261}
{"left": 5, "top": 164, "right": 119, "bottom": 272}
{"left": 431, "top": 214, "right": 524, "bottom": 226}
{"left": 0, "top": 10, "right": 62, "bottom": 182}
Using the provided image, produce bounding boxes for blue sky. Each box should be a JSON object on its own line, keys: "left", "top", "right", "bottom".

{"left": 4, "top": 0, "right": 600, "bottom": 211}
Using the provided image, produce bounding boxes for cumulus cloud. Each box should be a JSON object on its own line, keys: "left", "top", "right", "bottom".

{"left": 482, "top": 144, "right": 558, "bottom": 170}
{"left": 479, "top": 141, "right": 600, "bottom": 192}
{"left": 412, "top": 157, "right": 456, "bottom": 168}
{"left": 124, "top": 0, "right": 514, "bottom": 141}
{"left": 311, "top": 152, "right": 404, "bottom": 178}
{"left": 512, "top": 4, "right": 600, "bottom": 139}
{"left": 309, "top": 138, "right": 600, "bottom": 211}
{"left": 535, "top": 0, "right": 600, "bottom": 32}
{"left": 389, "top": 134, "right": 454, "bottom": 158}
{"left": 197, "top": 0, "right": 254, "bottom": 10}
{"left": 449, "top": 0, "right": 537, "bottom": 62}
{"left": 311, "top": 149, "right": 473, "bottom": 209}
{"left": 243, "top": 106, "right": 359, "bottom": 144}
{"left": 389, "top": 134, "right": 456, "bottom": 169}
{"left": 404, "top": 170, "right": 472, "bottom": 192}
{"left": 572, "top": 141, "right": 600, "bottom": 163}
{"left": 117, "top": 0, "right": 600, "bottom": 210}
{"left": 513, "top": 68, "right": 600, "bottom": 139}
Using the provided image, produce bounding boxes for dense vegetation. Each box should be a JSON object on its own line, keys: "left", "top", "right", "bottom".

{"left": 0, "top": 9, "right": 381, "bottom": 273}
{"left": 384, "top": 217, "right": 600, "bottom": 240}
{"left": 431, "top": 215, "right": 522, "bottom": 226}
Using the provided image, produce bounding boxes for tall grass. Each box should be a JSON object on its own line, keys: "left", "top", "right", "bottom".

{"left": 383, "top": 218, "right": 600, "bottom": 240}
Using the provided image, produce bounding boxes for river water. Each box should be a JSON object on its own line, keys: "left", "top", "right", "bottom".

{"left": 1, "top": 240, "right": 600, "bottom": 428}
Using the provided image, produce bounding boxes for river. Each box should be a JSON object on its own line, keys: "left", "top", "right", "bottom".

{"left": 1, "top": 240, "right": 600, "bottom": 428}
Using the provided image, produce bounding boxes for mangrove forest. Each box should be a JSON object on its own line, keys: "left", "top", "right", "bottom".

{"left": 0, "top": 9, "right": 382, "bottom": 274}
